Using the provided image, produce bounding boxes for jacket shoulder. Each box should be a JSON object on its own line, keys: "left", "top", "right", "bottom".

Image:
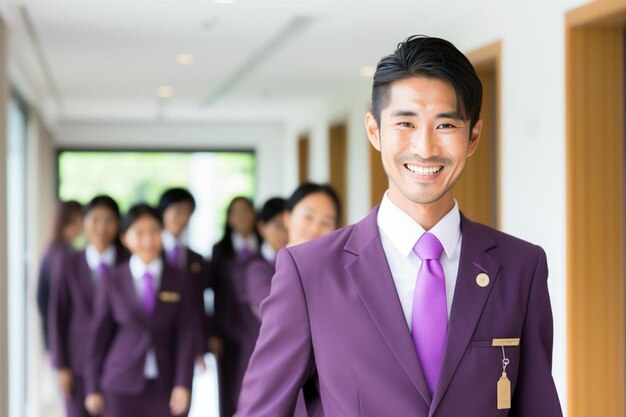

{"left": 287, "top": 222, "right": 357, "bottom": 260}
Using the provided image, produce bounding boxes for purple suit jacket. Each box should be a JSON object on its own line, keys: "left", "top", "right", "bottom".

{"left": 49, "top": 247, "right": 129, "bottom": 374}
{"left": 236, "top": 208, "right": 563, "bottom": 417}
{"left": 245, "top": 254, "right": 275, "bottom": 317}
{"left": 84, "top": 262, "right": 195, "bottom": 396}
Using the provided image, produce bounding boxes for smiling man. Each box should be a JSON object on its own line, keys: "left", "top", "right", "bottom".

{"left": 235, "top": 35, "right": 563, "bottom": 417}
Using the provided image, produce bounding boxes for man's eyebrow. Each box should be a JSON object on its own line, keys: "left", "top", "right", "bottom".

{"left": 436, "top": 111, "right": 463, "bottom": 120}
{"left": 389, "top": 110, "right": 464, "bottom": 119}
{"left": 389, "top": 109, "right": 418, "bottom": 117}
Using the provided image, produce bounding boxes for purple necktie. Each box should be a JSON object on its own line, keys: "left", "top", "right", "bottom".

{"left": 97, "top": 262, "right": 109, "bottom": 278}
{"left": 168, "top": 244, "right": 180, "bottom": 269}
{"left": 142, "top": 272, "right": 156, "bottom": 314}
{"left": 412, "top": 232, "right": 447, "bottom": 395}
{"left": 240, "top": 246, "right": 251, "bottom": 259}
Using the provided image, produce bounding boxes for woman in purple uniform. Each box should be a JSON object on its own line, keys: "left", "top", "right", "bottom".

{"left": 84, "top": 204, "right": 195, "bottom": 417}
{"left": 37, "top": 199, "right": 83, "bottom": 353}
{"left": 49, "top": 195, "right": 129, "bottom": 417}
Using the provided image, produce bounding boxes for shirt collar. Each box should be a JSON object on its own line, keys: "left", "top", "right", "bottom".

{"left": 377, "top": 191, "right": 461, "bottom": 259}
{"left": 85, "top": 244, "right": 116, "bottom": 270}
{"left": 161, "top": 230, "right": 181, "bottom": 252}
{"left": 129, "top": 255, "right": 163, "bottom": 280}
{"left": 232, "top": 232, "right": 257, "bottom": 252}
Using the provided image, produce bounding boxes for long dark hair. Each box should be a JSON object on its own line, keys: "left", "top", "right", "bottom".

{"left": 372, "top": 35, "right": 482, "bottom": 132}
{"left": 215, "top": 196, "right": 261, "bottom": 259}
{"left": 83, "top": 195, "right": 124, "bottom": 250}
{"left": 49, "top": 200, "right": 82, "bottom": 247}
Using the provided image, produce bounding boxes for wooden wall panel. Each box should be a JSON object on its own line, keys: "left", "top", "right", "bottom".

{"left": 369, "top": 141, "right": 387, "bottom": 208}
{"left": 454, "top": 64, "right": 498, "bottom": 228}
{"left": 329, "top": 123, "right": 347, "bottom": 226}
{"left": 566, "top": 14, "right": 626, "bottom": 417}
{"left": 297, "top": 133, "right": 309, "bottom": 184}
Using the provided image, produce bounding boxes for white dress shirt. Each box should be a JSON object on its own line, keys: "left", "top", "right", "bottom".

{"left": 260, "top": 242, "right": 277, "bottom": 263}
{"left": 377, "top": 192, "right": 462, "bottom": 330}
{"left": 85, "top": 244, "right": 116, "bottom": 280}
{"left": 129, "top": 255, "right": 163, "bottom": 379}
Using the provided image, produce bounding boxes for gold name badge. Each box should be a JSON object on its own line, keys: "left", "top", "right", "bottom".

{"left": 159, "top": 291, "right": 181, "bottom": 302}
{"left": 492, "top": 338, "right": 520, "bottom": 347}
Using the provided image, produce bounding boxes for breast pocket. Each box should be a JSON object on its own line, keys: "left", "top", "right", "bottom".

{"left": 470, "top": 340, "right": 521, "bottom": 391}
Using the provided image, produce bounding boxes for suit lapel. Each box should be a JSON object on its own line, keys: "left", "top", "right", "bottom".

{"left": 345, "top": 207, "right": 432, "bottom": 406}
{"left": 429, "top": 214, "right": 501, "bottom": 415}
{"left": 119, "top": 265, "right": 152, "bottom": 328}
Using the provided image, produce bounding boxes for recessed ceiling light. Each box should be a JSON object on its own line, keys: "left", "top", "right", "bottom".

{"left": 360, "top": 66, "right": 376, "bottom": 78}
{"left": 214, "top": 0, "right": 235, "bottom": 4}
{"left": 176, "top": 54, "right": 194, "bottom": 65}
{"left": 156, "top": 86, "right": 174, "bottom": 98}
{"left": 201, "top": 15, "right": 218, "bottom": 29}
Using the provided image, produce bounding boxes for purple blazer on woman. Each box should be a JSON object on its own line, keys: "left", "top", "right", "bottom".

{"left": 48, "top": 246, "right": 129, "bottom": 417}
{"left": 84, "top": 262, "right": 195, "bottom": 397}
{"left": 244, "top": 254, "right": 275, "bottom": 317}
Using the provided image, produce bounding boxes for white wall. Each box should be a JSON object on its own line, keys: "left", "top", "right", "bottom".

{"left": 25, "top": 115, "right": 61, "bottom": 417}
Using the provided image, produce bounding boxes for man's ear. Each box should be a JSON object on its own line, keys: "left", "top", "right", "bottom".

{"left": 365, "top": 112, "right": 382, "bottom": 152}
{"left": 467, "top": 119, "right": 483, "bottom": 158}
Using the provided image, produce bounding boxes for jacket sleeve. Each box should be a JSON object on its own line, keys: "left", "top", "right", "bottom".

{"left": 235, "top": 248, "right": 313, "bottom": 417}
{"left": 510, "top": 247, "right": 563, "bottom": 417}
{"left": 48, "top": 253, "right": 71, "bottom": 369}
{"left": 174, "top": 273, "right": 196, "bottom": 390}
{"left": 84, "top": 276, "right": 117, "bottom": 395}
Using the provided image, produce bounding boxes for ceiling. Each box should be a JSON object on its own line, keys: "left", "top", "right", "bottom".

{"left": 2, "top": 0, "right": 499, "bottom": 124}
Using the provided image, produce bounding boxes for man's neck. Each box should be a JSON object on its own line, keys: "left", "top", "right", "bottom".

{"left": 387, "top": 190, "right": 454, "bottom": 231}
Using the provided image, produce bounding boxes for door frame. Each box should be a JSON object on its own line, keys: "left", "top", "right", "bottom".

{"left": 566, "top": 2, "right": 626, "bottom": 416}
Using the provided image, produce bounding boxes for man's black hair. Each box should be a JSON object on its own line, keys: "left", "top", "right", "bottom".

{"left": 372, "top": 35, "right": 482, "bottom": 132}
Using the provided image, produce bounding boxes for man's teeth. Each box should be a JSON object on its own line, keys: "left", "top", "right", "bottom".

{"left": 405, "top": 164, "right": 442, "bottom": 175}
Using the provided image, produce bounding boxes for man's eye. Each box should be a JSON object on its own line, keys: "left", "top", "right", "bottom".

{"left": 437, "top": 123, "right": 456, "bottom": 129}
{"left": 398, "top": 122, "right": 413, "bottom": 128}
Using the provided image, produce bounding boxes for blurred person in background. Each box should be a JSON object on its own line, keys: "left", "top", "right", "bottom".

{"left": 282, "top": 183, "right": 340, "bottom": 248}
{"left": 49, "top": 195, "right": 129, "bottom": 417}
{"left": 84, "top": 204, "right": 195, "bottom": 417}
{"left": 238, "top": 184, "right": 340, "bottom": 416}
{"left": 236, "top": 197, "right": 289, "bottom": 412}
{"left": 37, "top": 199, "right": 83, "bottom": 353}
{"left": 158, "top": 188, "right": 211, "bottom": 380}
{"left": 210, "top": 196, "right": 260, "bottom": 417}
{"left": 244, "top": 197, "right": 288, "bottom": 319}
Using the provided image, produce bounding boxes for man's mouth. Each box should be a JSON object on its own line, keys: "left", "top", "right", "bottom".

{"left": 404, "top": 163, "right": 443, "bottom": 176}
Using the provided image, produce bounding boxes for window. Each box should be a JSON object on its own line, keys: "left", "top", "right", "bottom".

{"left": 57, "top": 150, "right": 257, "bottom": 256}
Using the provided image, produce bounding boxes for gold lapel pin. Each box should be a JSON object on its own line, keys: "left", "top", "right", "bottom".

{"left": 476, "top": 273, "right": 490, "bottom": 288}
